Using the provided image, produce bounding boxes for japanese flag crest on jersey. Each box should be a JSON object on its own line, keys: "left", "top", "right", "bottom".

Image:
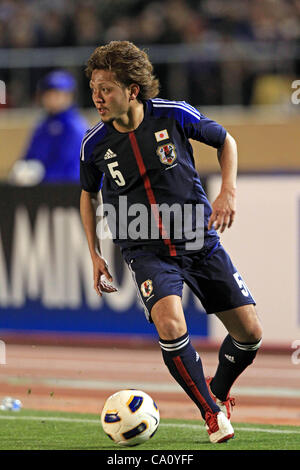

{"left": 156, "top": 143, "right": 177, "bottom": 165}
{"left": 154, "top": 129, "right": 169, "bottom": 142}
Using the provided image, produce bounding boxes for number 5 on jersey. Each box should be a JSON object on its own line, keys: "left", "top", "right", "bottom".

{"left": 108, "top": 161, "right": 126, "bottom": 187}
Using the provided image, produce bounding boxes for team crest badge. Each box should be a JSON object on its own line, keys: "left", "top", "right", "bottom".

{"left": 156, "top": 143, "right": 177, "bottom": 165}
{"left": 141, "top": 279, "right": 153, "bottom": 298}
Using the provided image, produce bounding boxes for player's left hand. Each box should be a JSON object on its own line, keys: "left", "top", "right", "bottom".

{"left": 208, "top": 188, "right": 236, "bottom": 233}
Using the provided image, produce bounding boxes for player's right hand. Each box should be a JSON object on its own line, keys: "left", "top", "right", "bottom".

{"left": 92, "top": 254, "right": 118, "bottom": 297}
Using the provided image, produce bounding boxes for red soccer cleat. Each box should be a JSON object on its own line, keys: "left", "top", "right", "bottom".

{"left": 206, "top": 376, "right": 235, "bottom": 420}
{"left": 205, "top": 411, "right": 235, "bottom": 443}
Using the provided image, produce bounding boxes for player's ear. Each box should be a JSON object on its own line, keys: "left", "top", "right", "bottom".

{"left": 129, "top": 84, "right": 140, "bottom": 101}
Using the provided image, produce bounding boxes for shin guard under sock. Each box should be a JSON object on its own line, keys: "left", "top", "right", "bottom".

{"left": 210, "top": 334, "right": 262, "bottom": 401}
{"left": 159, "top": 331, "right": 220, "bottom": 419}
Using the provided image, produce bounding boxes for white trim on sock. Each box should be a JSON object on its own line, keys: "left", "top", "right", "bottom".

{"left": 231, "top": 337, "right": 262, "bottom": 351}
{"left": 159, "top": 335, "right": 190, "bottom": 352}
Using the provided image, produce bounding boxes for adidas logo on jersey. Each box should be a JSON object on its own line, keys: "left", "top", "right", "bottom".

{"left": 104, "top": 148, "right": 117, "bottom": 160}
{"left": 195, "top": 352, "right": 200, "bottom": 362}
{"left": 225, "top": 354, "right": 235, "bottom": 363}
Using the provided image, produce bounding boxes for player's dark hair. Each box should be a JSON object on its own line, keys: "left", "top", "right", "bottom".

{"left": 85, "top": 41, "right": 160, "bottom": 100}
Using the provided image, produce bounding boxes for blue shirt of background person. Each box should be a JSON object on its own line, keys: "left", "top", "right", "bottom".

{"left": 22, "top": 70, "right": 89, "bottom": 183}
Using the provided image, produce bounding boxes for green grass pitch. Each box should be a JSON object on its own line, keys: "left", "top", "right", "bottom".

{"left": 0, "top": 408, "right": 299, "bottom": 451}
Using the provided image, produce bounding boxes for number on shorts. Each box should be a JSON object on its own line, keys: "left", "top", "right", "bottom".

{"left": 233, "top": 272, "right": 249, "bottom": 297}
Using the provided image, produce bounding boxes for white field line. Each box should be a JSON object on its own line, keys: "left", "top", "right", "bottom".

{"left": 0, "top": 414, "right": 299, "bottom": 435}
{"left": 2, "top": 376, "right": 300, "bottom": 398}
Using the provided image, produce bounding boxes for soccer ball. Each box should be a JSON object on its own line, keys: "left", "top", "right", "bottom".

{"left": 101, "top": 389, "right": 160, "bottom": 446}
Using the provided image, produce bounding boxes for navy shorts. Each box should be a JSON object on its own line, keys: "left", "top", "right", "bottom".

{"left": 123, "top": 242, "right": 256, "bottom": 323}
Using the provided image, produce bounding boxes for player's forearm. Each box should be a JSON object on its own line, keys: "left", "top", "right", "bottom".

{"left": 217, "top": 133, "right": 237, "bottom": 193}
{"left": 80, "top": 190, "right": 102, "bottom": 259}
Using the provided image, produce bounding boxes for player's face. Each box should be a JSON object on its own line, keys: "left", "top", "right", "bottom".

{"left": 90, "top": 69, "right": 132, "bottom": 123}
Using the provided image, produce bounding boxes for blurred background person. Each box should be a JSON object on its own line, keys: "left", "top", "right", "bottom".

{"left": 9, "top": 70, "right": 89, "bottom": 185}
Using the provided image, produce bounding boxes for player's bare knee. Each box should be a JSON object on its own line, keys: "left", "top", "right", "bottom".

{"left": 247, "top": 317, "right": 263, "bottom": 343}
{"left": 154, "top": 317, "right": 186, "bottom": 341}
{"left": 242, "top": 306, "right": 263, "bottom": 343}
{"left": 240, "top": 324, "right": 262, "bottom": 344}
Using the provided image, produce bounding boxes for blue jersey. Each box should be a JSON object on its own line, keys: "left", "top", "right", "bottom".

{"left": 23, "top": 106, "right": 89, "bottom": 183}
{"left": 80, "top": 98, "right": 227, "bottom": 256}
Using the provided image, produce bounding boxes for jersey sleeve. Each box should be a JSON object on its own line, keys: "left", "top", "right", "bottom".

{"left": 177, "top": 102, "right": 227, "bottom": 148}
{"left": 79, "top": 125, "right": 105, "bottom": 192}
{"left": 80, "top": 159, "right": 104, "bottom": 192}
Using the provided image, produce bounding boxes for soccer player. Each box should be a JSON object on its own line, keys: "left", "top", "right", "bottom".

{"left": 79, "top": 41, "right": 262, "bottom": 443}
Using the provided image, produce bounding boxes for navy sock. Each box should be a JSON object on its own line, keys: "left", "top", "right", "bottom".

{"left": 210, "top": 334, "right": 262, "bottom": 401}
{"left": 159, "top": 331, "right": 220, "bottom": 419}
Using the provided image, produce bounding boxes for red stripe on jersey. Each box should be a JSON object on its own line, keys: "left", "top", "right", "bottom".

{"left": 129, "top": 131, "right": 177, "bottom": 256}
{"left": 172, "top": 355, "right": 212, "bottom": 414}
